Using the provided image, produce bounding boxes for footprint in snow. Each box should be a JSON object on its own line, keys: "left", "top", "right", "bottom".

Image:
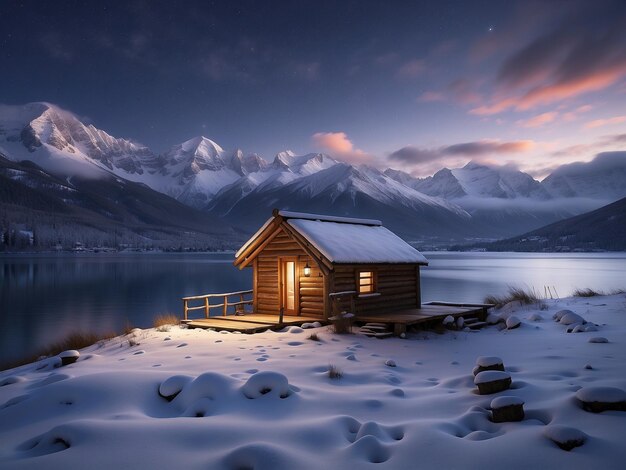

{"left": 176, "top": 343, "right": 188, "bottom": 348}
{"left": 133, "top": 350, "right": 145, "bottom": 355}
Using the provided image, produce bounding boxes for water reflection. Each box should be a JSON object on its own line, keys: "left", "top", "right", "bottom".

{"left": 1, "top": 252, "right": 624, "bottom": 363}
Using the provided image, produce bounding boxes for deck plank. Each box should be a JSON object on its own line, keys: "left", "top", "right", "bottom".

{"left": 355, "top": 305, "right": 485, "bottom": 326}
{"left": 182, "top": 314, "right": 322, "bottom": 333}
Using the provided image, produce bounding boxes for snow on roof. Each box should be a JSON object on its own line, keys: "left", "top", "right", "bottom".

{"left": 286, "top": 218, "right": 428, "bottom": 264}
{"left": 278, "top": 210, "right": 382, "bottom": 226}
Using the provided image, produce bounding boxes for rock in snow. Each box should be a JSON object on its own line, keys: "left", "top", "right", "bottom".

{"left": 159, "top": 375, "right": 193, "bottom": 401}
{"left": 473, "top": 356, "right": 504, "bottom": 376}
{"left": 474, "top": 370, "right": 512, "bottom": 395}
{"left": 58, "top": 350, "right": 80, "bottom": 366}
{"left": 576, "top": 386, "right": 626, "bottom": 413}
{"left": 490, "top": 396, "right": 525, "bottom": 423}
{"left": 559, "top": 312, "right": 586, "bottom": 326}
{"left": 506, "top": 316, "right": 521, "bottom": 329}
{"left": 589, "top": 337, "right": 609, "bottom": 343}
{"left": 544, "top": 425, "right": 587, "bottom": 451}
{"left": 241, "top": 371, "right": 291, "bottom": 399}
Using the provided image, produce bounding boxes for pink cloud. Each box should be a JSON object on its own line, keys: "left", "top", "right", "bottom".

{"left": 584, "top": 115, "right": 626, "bottom": 129}
{"left": 311, "top": 132, "right": 377, "bottom": 165}
{"left": 516, "top": 111, "right": 559, "bottom": 128}
{"left": 562, "top": 104, "right": 593, "bottom": 122}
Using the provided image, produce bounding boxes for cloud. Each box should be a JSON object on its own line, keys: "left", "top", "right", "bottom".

{"left": 562, "top": 104, "right": 593, "bottom": 122}
{"left": 311, "top": 132, "right": 377, "bottom": 165}
{"left": 389, "top": 139, "right": 535, "bottom": 164}
{"left": 551, "top": 133, "right": 626, "bottom": 157}
{"left": 418, "top": 79, "right": 481, "bottom": 105}
{"left": 396, "top": 59, "right": 427, "bottom": 79}
{"left": 387, "top": 146, "right": 440, "bottom": 164}
{"left": 584, "top": 115, "right": 626, "bottom": 129}
{"left": 516, "top": 111, "right": 559, "bottom": 128}
{"left": 418, "top": 91, "right": 446, "bottom": 103}
{"left": 471, "top": 3, "right": 626, "bottom": 115}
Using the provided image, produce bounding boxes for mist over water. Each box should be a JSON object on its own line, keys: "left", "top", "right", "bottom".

{"left": 2, "top": 252, "right": 625, "bottom": 364}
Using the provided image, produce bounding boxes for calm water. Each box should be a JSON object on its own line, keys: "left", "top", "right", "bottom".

{"left": 2, "top": 252, "right": 625, "bottom": 364}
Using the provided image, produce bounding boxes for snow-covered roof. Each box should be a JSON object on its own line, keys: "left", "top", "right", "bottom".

{"left": 286, "top": 217, "right": 428, "bottom": 265}
{"left": 278, "top": 210, "right": 382, "bottom": 226}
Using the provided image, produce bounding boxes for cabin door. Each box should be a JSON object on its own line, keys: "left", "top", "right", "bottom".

{"left": 279, "top": 257, "right": 298, "bottom": 316}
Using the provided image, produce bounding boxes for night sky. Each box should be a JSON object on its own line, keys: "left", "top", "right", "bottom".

{"left": 1, "top": 0, "right": 625, "bottom": 177}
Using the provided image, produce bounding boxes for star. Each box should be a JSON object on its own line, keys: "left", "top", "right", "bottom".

{"left": 488, "top": 25, "right": 494, "bottom": 32}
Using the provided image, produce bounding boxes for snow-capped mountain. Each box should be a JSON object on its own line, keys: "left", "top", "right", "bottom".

{"left": 157, "top": 136, "right": 269, "bottom": 207}
{"left": 0, "top": 102, "right": 159, "bottom": 178}
{"left": 2, "top": 101, "right": 624, "bottom": 242}
{"left": 387, "top": 161, "right": 550, "bottom": 200}
{"left": 541, "top": 152, "right": 626, "bottom": 200}
{"left": 208, "top": 163, "right": 473, "bottom": 238}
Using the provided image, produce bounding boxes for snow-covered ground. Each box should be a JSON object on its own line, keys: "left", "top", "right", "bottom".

{"left": 1, "top": 294, "right": 625, "bottom": 469}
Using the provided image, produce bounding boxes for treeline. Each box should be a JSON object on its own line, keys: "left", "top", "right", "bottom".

{"left": 0, "top": 207, "right": 238, "bottom": 252}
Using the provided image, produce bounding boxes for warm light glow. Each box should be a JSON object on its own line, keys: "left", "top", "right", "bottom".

{"left": 359, "top": 271, "right": 374, "bottom": 294}
{"left": 303, "top": 262, "right": 311, "bottom": 277}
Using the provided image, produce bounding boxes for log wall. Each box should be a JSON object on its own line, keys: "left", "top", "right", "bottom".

{"left": 331, "top": 264, "right": 421, "bottom": 315}
{"left": 254, "top": 229, "right": 324, "bottom": 317}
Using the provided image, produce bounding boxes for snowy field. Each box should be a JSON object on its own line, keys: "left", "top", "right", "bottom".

{"left": 1, "top": 294, "right": 625, "bottom": 469}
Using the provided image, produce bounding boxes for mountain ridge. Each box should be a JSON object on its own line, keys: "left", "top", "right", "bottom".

{"left": 1, "top": 101, "right": 625, "bottom": 242}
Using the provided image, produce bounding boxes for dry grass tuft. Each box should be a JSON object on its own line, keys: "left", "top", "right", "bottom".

{"left": 153, "top": 313, "right": 180, "bottom": 331}
{"left": 484, "top": 286, "right": 543, "bottom": 308}
{"left": 0, "top": 330, "right": 116, "bottom": 371}
{"left": 122, "top": 320, "right": 135, "bottom": 336}
{"left": 573, "top": 288, "right": 602, "bottom": 297}
{"left": 573, "top": 287, "right": 625, "bottom": 297}
{"left": 307, "top": 332, "right": 320, "bottom": 341}
{"left": 328, "top": 364, "right": 343, "bottom": 379}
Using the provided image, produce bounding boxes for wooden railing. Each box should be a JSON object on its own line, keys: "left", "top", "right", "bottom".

{"left": 182, "top": 289, "right": 253, "bottom": 320}
{"left": 328, "top": 290, "right": 357, "bottom": 315}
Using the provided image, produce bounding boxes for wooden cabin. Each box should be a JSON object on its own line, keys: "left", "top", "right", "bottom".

{"left": 234, "top": 210, "right": 429, "bottom": 320}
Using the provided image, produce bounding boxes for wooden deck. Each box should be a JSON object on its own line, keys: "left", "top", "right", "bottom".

{"left": 355, "top": 302, "right": 492, "bottom": 335}
{"left": 183, "top": 314, "right": 323, "bottom": 333}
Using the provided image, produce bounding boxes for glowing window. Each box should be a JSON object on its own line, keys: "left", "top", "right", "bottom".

{"left": 358, "top": 270, "right": 375, "bottom": 294}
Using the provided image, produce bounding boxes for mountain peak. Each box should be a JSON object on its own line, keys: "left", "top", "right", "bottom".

{"left": 180, "top": 136, "right": 224, "bottom": 157}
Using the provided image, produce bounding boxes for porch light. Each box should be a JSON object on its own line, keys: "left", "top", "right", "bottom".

{"left": 304, "top": 262, "right": 311, "bottom": 277}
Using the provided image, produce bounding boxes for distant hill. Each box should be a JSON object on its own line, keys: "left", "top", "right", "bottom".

{"left": 0, "top": 154, "right": 242, "bottom": 251}
{"left": 457, "top": 197, "right": 626, "bottom": 252}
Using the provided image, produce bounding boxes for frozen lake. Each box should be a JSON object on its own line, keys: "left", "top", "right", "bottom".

{"left": 2, "top": 251, "right": 625, "bottom": 364}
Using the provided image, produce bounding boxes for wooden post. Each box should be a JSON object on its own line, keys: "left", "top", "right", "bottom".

{"left": 416, "top": 265, "right": 422, "bottom": 308}
{"left": 279, "top": 307, "right": 284, "bottom": 325}
{"left": 223, "top": 295, "right": 228, "bottom": 316}
{"left": 252, "top": 258, "right": 258, "bottom": 313}
{"left": 183, "top": 299, "right": 188, "bottom": 320}
{"left": 323, "top": 271, "right": 334, "bottom": 320}
{"left": 204, "top": 297, "right": 209, "bottom": 318}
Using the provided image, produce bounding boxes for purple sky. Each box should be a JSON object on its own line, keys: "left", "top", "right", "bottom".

{"left": 1, "top": 0, "right": 625, "bottom": 177}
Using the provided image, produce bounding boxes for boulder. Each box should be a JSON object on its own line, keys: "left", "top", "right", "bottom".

{"left": 474, "top": 370, "right": 511, "bottom": 395}
{"left": 490, "top": 396, "right": 524, "bottom": 422}
{"left": 553, "top": 309, "right": 574, "bottom": 321}
{"left": 506, "top": 316, "right": 521, "bottom": 329}
{"left": 559, "top": 312, "right": 585, "bottom": 325}
{"left": 58, "top": 350, "right": 80, "bottom": 366}
{"left": 589, "top": 337, "right": 609, "bottom": 344}
{"left": 576, "top": 386, "right": 626, "bottom": 413}
{"left": 473, "top": 356, "right": 505, "bottom": 376}
{"left": 544, "top": 425, "right": 586, "bottom": 451}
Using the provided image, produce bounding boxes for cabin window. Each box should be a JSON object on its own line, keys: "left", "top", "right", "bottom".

{"left": 358, "top": 270, "right": 376, "bottom": 294}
